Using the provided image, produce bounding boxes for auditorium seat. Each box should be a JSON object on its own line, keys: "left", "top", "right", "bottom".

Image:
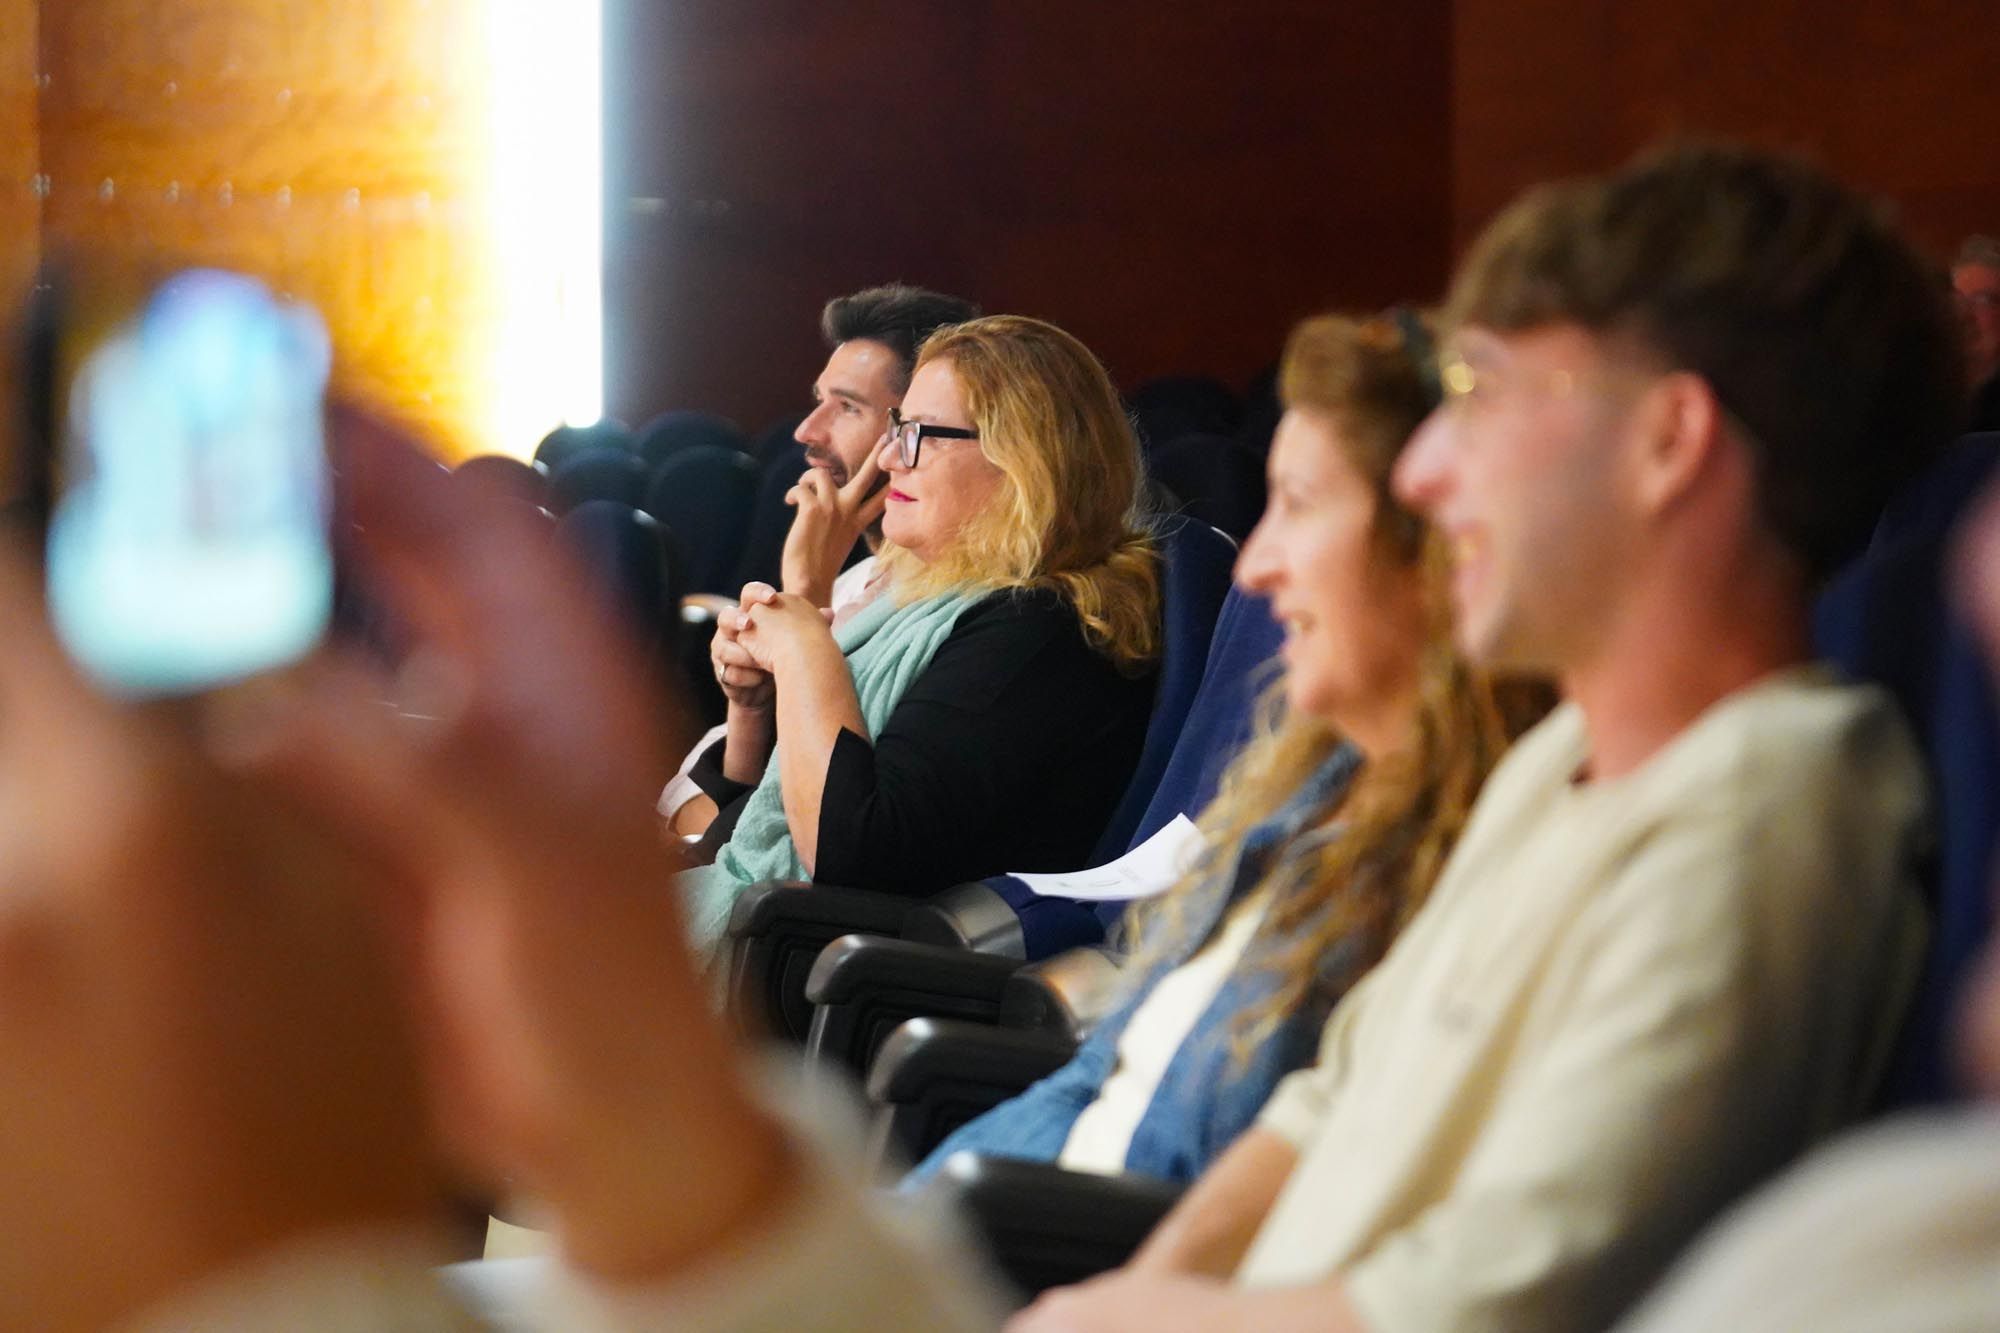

{"left": 642, "top": 444, "right": 761, "bottom": 594}
{"left": 1814, "top": 431, "right": 2000, "bottom": 1109}
{"left": 547, "top": 447, "right": 650, "bottom": 514}
{"left": 730, "top": 440, "right": 813, "bottom": 592}
{"left": 1127, "top": 375, "right": 1241, "bottom": 450}
{"left": 550, "top": 499, "right": 686, "bottom": 674}
{"left": 532, "top": 419, "right": 632, "bottom": 474}
{"left": 1145, "top": 432, "right": 1268, "bottom": 543}
{"left": 634, "top": 408, "right": 748, "bottom": 469}
{"left": 452, "top": 453, "right": 549, "bottom": 508}
{"left": 749, "top": 412, "right": 809, "bottom": 463}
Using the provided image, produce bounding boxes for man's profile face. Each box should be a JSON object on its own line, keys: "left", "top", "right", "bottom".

{"left": 1392, "top": 323, "right": 1643, "bottom": 675}
{"left": 1952, "top": 263, "right": 2000, "bottom": 387}
{"left": 795, "top": 338, "right": 901, "bottom": 487}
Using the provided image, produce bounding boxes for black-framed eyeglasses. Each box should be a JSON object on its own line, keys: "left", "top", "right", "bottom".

{"left": 886, "top": 407, "right": 979, "bottom": 468}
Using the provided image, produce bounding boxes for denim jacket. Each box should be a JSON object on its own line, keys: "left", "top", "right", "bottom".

{"left": 906, "top": 745, "right": 1363, "bottom": 1186}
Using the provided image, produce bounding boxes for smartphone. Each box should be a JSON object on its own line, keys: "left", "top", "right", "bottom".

{"left": 43, "top": 270, "right": 334, "bottom": 697}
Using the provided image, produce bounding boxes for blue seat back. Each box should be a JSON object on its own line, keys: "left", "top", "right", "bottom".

{"left": 534, "top": 420, "right": 632, "bottom": 474}
{"left": 1090, "top": 518, "right": 1240, "bottom": 860}
{"left": 1000, "top": 581, "right": 1283, "bottom": 959}
{"left": 749, "top": 412, "right": 809, "bottom": 463}
{"left": 453, "top": 453, "right": 548, "bottom": 507}
{"left": 1127, "top": 375, "right": 1242, "bottom": 450}
{"left": 1814, "top": 432, "right": 2000, "bottom": 1108}
{"left": 1119, "top": 584, "right": 1282, "bottom": 846}
{"left": 551, "top": 499, "right": 685, "bottom": 662}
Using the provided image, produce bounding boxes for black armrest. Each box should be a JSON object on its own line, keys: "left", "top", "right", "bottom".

{"left": 720, "top": 881, "right": 916, "bottom": 1040}
{"left": 935, "top": 1153, "right": 1186, "bottom": 1298}
{"left": 867, "top": 1017, "right": 1077, "bottom": 1105}
{"left": 903, "top": 880, "right": 1026, "bottom": 957}
{"left": 1001, "top": 947, "right": 1130, "bottom": 1039}
{"left": 861, "top": 1018, "right": 1077, "bottom": 1165}
{"left": 803, "top": 937, "right": 1024, "bottom": 1077}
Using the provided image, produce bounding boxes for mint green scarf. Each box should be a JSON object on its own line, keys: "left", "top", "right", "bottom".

{"left": 679, "top": 588, "right": 978, "bottom": 951}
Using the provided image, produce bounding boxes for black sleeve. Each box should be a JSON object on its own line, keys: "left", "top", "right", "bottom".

{"left": 811, "top": 590, "right": 1154, "bottom": 896}
{"left": 688, "top": 733, "right": 755, "bottom": 806}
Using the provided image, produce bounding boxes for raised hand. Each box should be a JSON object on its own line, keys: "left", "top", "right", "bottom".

{"left": 244, "top": 412, "right": 794, "bottom": 1281}
{"left": 781, "top": 445, "right": 888, "bottom": 608}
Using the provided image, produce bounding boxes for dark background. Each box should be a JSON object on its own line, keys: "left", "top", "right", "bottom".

{"left": 605, "top": 0, "right": 2000, "bottom": 433}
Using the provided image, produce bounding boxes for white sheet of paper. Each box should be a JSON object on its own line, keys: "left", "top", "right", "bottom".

{"left": 1008, "top": 813, "right": 1206, "bottom": 902}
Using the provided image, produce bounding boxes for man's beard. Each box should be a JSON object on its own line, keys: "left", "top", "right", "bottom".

{"left": 802, "top": 447, "right": 847, "bottom": 487}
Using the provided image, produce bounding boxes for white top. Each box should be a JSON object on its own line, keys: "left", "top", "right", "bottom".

{"left": 1059, "top": 890, "right": 1272, "bottom": 1174}
{"left": 656, "top": 557, "right": 880, "bottom": 821}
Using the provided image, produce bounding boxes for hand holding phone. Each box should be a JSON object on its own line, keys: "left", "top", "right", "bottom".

{"left": 45, "top": 270, "right": 334, "bottom": 697}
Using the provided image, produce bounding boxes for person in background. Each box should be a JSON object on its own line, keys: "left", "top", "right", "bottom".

{"left": 907, "top": 311, "right": 1549, "bottom": 1190}
{"left": 662, "top": 282, "right": 978, "bottom": 837}
{"left": 1952, "top": 236, "right": 2000, "bottom": 432}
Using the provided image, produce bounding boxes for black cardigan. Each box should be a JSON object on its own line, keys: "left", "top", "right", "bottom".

{"left": 691, "top": 588, "right": 1156, "bottom": 896}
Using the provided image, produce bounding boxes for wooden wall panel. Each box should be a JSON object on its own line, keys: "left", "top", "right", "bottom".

{"left": 606, "top": 0, "right": 1454, "bottom": 432}
{"left": 1451, "top": 0, "right": 2000, "bottom": 259}
{"left": 39, "top": 0, "right": 495, "bottom": 457}
{"left": 0, "top": 0, "right": 35, "bottom": 484}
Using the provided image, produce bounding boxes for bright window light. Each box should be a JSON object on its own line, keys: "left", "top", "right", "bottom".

{"left": 485, "top": 0, "right": 604, "bottom": 458}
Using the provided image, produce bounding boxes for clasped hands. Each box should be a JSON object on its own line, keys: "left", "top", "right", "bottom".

{"left": 709, "top": 582, "right": 839, "bottom": 711}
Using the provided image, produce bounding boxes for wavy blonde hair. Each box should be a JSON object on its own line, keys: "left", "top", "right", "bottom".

{"left": 874, "top": 315, "right": 1159, "bottom": 671}
{"left": 1126, "top": 313, "right": 1553, "bottom": 1053}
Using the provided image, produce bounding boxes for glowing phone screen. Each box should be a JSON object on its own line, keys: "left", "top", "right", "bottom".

{"left": 45, "top": 270, "right": 334, "bottom": 696}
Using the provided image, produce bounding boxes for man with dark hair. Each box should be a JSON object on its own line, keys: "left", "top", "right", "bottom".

{"left": 1953, "top": 235, "right": 2000, "bottom": 432}
{"left": 820, "top": 284, "right": 982, "bottom": 392}
{"left": 783, "top": 283, "right": 980, "bottom": 609}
